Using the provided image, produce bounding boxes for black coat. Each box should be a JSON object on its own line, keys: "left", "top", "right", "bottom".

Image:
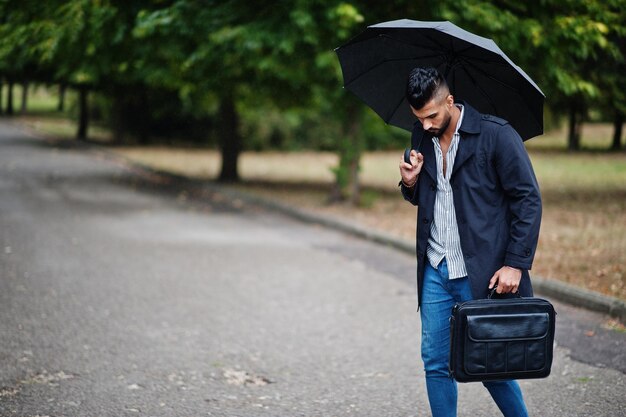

{"left": 401, "top": 102, "right": 542, "bottom": 307}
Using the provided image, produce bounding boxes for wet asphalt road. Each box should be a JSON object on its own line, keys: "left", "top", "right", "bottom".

{"left": 0, "top": 122, "right": 624, "bottom": 417}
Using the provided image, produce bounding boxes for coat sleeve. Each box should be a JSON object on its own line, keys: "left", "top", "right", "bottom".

{"left": 400, "top": 181, "right": 419, "bottom": 205}
{"left": 494, "top": 124, "right": 542, "bottom": 270}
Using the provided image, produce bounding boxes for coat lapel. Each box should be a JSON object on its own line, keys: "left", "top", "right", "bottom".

{"left": 421, "top": 136, "right": 437, "bottom": 181}
{"left": 411, "top": 124, "right": 437, "bottom": 181}
{"left": 452, "top": 134, "right": 477, "bottom": 178}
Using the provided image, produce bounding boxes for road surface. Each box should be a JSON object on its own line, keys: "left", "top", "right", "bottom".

{"left": 1, "top": 122, "right": 624, "bottom": 416}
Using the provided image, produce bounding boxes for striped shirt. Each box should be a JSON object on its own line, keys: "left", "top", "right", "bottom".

{"left": 426, "top": 104, "right": 468, "bottom": 279}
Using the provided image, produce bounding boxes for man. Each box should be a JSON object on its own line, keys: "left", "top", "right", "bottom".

{"left": 399, "top": 67, "right": 542, "bottom": 417}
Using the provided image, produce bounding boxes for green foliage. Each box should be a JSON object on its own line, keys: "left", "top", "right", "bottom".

{"left": 441, "top": 0, "right": 625, "bottom": 111}
{"left": 440, "top": 0, "right": 625, "bottom": 149}
{"left": 2, "top": 0, "right": 624, "bottom": 176}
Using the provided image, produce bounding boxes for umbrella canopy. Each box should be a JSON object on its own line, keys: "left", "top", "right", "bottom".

{"left": 335, "top": 19, "right": 545, "bottom": 140}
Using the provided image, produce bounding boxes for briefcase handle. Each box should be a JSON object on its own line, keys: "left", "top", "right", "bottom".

{"left": 488, "top": 286, "right": 522, "bottom": 300}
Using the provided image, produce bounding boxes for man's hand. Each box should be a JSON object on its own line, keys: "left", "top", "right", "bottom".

{"left": 399, "top": 150, "right": 424, "bottom": 188}
{"left": 489, "top": 266, "right": 522, "bottom": 294}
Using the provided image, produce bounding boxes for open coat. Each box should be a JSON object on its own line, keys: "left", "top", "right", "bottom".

{"left": 401, "top": 102, "right": 542, "bottom": 307}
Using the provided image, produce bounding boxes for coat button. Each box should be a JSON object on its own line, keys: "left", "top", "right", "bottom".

{"left": 525, "top": 249, "right": 531, "bottom": 256}
{"left": 430, "top": 183, "right": 436, "bottom": 190}
{"left": 422, "top": 219, "right": 429, "bottom": 224}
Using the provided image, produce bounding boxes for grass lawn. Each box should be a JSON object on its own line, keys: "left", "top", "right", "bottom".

{"left": 9, "top": 110, "right": 626, "bottom": 301}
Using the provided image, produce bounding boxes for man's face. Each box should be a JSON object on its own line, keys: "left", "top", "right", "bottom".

{"left": 411, "top": 94, "right": 454, "bottom": 137}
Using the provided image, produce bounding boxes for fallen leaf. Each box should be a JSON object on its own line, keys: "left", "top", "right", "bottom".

{"left": 223, "top": 369, "right": 271, "bottom": 386}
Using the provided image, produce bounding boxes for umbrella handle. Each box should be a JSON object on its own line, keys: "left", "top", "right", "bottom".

{"left": 404, "top": 148, "right": 411, "bottom": 164}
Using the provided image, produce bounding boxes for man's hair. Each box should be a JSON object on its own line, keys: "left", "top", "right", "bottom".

{"left": 406, "top": 67, "right": 449, "bottom": 110}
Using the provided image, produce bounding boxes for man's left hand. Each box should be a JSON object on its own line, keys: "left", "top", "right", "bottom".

{"left": 489, "top": 266, "right": 522, "bottom": 294}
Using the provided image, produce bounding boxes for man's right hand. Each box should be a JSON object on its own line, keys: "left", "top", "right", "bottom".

{"left": 399, "top": 150, "right": 424, "bottom": 188}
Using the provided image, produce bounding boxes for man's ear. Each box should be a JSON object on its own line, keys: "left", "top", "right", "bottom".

{"left": 446, "top": 94, "right": 454, "bottom": 107}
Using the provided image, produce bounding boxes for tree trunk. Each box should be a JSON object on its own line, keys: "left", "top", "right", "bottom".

{"left": 330, "top": 103, "right": 362, "bottom": 205}
{"left": 58, "top": 84, "right": 66, "bottom": 112}
{"left": 0, "top": 80, "right": 3, "bottom": 115}
{"left": 611, "top": 113, "right": 624, "bottom": 151}
{"left": 218, "top": 98, "right": 241, "bottom": 182}
{"left": 346, "top": 105, "right": 362, "bottom": 206}
{"left": 20, "top": 81, "right": 28, "bottom": 114}
{"left": 137, "top": 87, "right": 150, "bottom": 145}
{"left": 77, "top": 86, "right": 89, "bottom": 140}
{"left": 567, "top": 103, "right": 582, "bottom": 151}
{"left": 6, "top": 81, "right": 14, "bottom": 115}
{"left": 111, "top": 93, "right": 127, "bottom": 145}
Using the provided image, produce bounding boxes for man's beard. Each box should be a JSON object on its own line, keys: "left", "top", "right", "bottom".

{"left": 429, "top": 113, "right": 452, "bottom": 137}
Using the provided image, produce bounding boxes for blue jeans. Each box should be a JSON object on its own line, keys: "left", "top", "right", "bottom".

{"left": 420, "top": 259, "right": 529, "bottom": 417}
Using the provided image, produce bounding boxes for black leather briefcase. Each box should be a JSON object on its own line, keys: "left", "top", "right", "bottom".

{"left": 449, "top": 293, "right": 556, "bottom": 382}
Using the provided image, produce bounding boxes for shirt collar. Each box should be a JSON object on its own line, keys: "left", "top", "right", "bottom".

{"left": 454, "top": 104, "right": 465, "bottom": 136}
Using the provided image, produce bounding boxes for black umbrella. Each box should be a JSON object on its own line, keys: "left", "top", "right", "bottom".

{"left": 335, "top": 19, "right": 545, "bottom": 140}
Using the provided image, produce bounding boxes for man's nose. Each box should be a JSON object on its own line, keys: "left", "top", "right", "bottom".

{"left": 422, "top": 120, "right": 432, "bottom": 130}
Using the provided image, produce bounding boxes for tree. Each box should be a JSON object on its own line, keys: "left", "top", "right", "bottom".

{"left": 233, "top": 0, "right": 439, "bottom": 203}
{"left": 45, "top": 0, "right": 120, "bottom": 140}
{"left": 132, "top": 1, "right": 246, "bottom": 181}
{"left": 245, "top": 0, "right": 369, "bottom": 202}
{"left": 595, "top": 7, "right": 626, "bottom": 151}
{"left": 134, "top": 0, "right": 437, "bottom": 200}
{"left": 29, "top": 1, "right": 164, "bottom": 141}
{"left": 0, "top": 0, "right": 56, "bottom": 115}
{"left": 324, "top": 0, "right": 443, "bottom": 203}
{"left": 0, "top": 0, "right": 104, "bottom": 136}
{"left": 132, "top": 1, "right": 366, "bottom": 188}
{"left": 441, "top": 0, "right": 624, "bottom": 150}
